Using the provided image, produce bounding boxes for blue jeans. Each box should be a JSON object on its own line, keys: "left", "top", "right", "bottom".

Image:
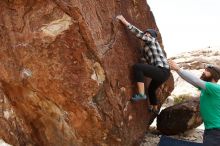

{"left": 203, "top": 129, "right": 220, "bottom": 146}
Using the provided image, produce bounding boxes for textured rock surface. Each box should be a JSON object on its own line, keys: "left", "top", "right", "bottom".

{"left": 0, "top": 0, "right": 173, "bottom": 146}
{"left": 157, "top": 98, "right": 202, "bottom": 135}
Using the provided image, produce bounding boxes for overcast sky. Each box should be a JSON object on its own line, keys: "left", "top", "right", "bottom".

{"left": 147, "top": 0, "right": 220, "bottom": 57}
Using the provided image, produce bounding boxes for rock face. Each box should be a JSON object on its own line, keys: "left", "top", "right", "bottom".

{"left": 157, "top": 98, "right": 203, "bottom": 135}
{"left": 0, "top": 0, "right": 173, "bottom": 146}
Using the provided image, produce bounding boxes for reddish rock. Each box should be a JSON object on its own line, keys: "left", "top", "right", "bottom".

{"left": 157, "top": 98, "right": 203, "bottom": 135}
{"left": 0, "top": 0, "right": 173, "bottom": 145}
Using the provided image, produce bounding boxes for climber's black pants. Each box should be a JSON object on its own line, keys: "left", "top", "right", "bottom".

{"left": 133, "top": 63, "right": 170, "bottom": 105}
{"left": 203, "top": 129, "right": 220, "bottom": 146}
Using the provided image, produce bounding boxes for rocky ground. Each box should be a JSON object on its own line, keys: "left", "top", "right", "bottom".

{"left": 140, "top": 127, "right": 203, "bottom": 146}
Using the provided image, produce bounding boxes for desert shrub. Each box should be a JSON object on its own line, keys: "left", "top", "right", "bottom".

{"left": 173, "top": 94, "right": 191, "bottom": 104}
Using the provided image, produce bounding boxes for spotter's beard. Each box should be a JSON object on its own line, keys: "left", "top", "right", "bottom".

{"left": 200, "top": 73, "right": 213, "bottom": 82}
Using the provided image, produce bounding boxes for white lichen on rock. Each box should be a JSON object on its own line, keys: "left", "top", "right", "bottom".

{"left": 21, "top": 68, "right": 32, "bottom": 79}
{"left": 40, "top": 14, "right": 72, "bottom": 37}
{"left": 91, "top": 62, "right": 105, "bottom": 85}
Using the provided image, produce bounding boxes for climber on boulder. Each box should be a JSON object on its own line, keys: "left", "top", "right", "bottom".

{"left": 116, "top": 15, "right": 170, "bottom": 114}
{"left": 168, "top": 60, "right": 220, "bottom": 146}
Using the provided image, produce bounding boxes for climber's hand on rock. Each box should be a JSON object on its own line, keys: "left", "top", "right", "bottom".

{"left": 116, "top": 15, "right": 130, "bottom": 26}
{"left": 116, "top": 15, "right": 125, "bottom": 21}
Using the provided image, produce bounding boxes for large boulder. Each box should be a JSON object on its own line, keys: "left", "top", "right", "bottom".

{"left": 0, "top": 0, "right": 173, "bottom": 146}
{"left": 157, "top": 98, "right": 202, "bottom": 135}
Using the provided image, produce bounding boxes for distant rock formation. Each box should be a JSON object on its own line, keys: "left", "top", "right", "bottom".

{"left": 171, "top": 48, "right": 220, "bottom": 70}
{"left": 0, "top": 0, "right": 173, "bottom": 146}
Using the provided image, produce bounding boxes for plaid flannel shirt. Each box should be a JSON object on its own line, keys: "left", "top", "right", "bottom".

{"left": 128, "top": 24, "right": 170, "bottom": 69}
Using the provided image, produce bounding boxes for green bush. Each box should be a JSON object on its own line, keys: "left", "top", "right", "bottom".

{"left": 173, "top": 94, "right": 191, "bottom": 104}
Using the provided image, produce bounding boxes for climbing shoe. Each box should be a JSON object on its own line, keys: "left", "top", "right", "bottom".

{"left": 131, "top": 93, "right": 147, "bottom": 102}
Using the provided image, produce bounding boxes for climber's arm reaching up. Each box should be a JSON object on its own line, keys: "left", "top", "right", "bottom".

{"left": 168, "top": 60, "right": 206, "bottom": 89}
{"left": 116, "top": 15, "right": 155, "bottom": 43}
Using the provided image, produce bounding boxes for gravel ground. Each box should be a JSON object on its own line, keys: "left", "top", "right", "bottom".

{"left": 140, "top": 126, "right": 203, "bottom": 146}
